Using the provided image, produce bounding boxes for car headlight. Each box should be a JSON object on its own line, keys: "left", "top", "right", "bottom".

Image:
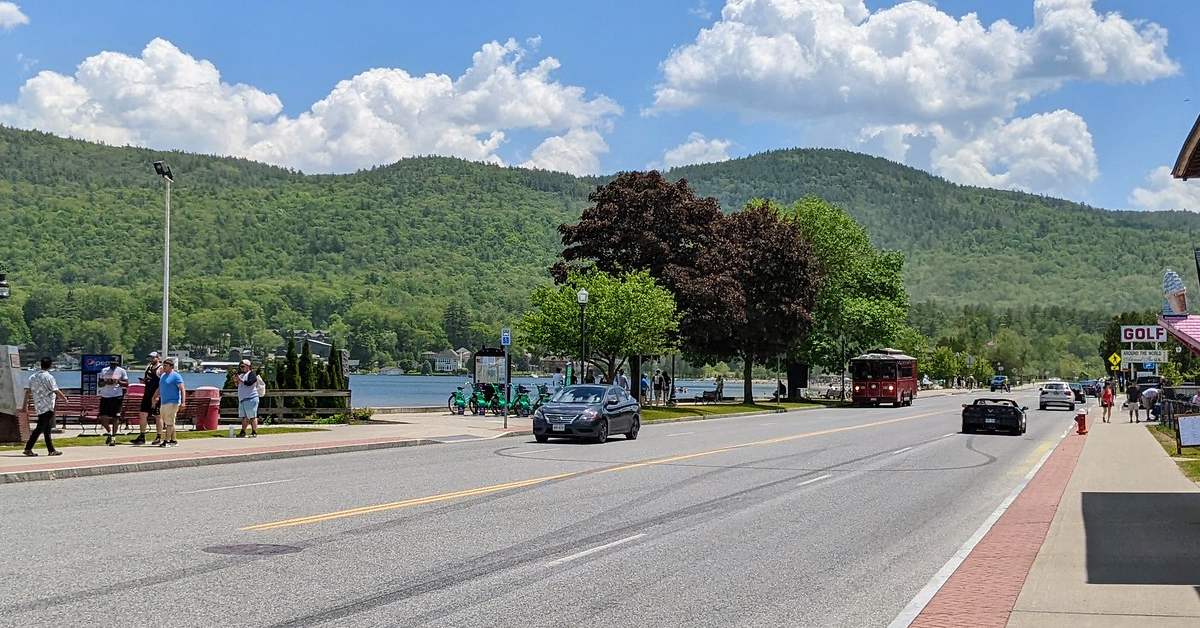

{"left": 886, "top": 385, "right": 895, "bottom": 391}
{"left": 533, "top": 408, "right": 545, "bottom": 420}
{"left": 577, "top": 408, "right": 598, "bottom": 422}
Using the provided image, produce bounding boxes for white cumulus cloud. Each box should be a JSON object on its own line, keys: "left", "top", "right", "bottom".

{"left": 650, "top": 132, "right": 732, "bottom": 169}
{"left": 932, "top": 110, "right": 1097, "bottom": 196}
{"left": 652, "top": 0, "right": 1177, "bottom": 196}
{"left": 522, "top": 128, "right": 609, "bottom": 175}
{"left": 0, "top": 2, "right": 28, "bottom": 29}
{"left": 0, "top": 37, "right": 621, "bottom": 175}
{"left": 1130, "top": 167, "right": 1200, "bottom": 212}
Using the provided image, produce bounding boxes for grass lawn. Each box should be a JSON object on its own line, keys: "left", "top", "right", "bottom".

{"left": 5, "top": 426, "right": 328, "bottom": 452}
{"left": 1147, "top": 424, "right": 1200, "bottom": 482}
{"left": 642, "top": 402, "right": 820, "bottom": 423}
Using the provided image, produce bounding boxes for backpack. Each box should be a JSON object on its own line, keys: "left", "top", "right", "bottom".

{"left": 254, "top": 371, "right": 267, "bottom": 397}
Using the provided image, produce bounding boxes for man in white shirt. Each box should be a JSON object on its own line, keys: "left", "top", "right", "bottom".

{"left": 24, "top": 357, "right": 68, "bottom": 456}
{"left": 97, "top": 361, "right": 129, "bottom": 446}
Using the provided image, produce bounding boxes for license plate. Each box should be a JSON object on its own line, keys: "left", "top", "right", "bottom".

{"left": 552, "top": 424, "right": 565, "bottom": 432}
{"left": 985, "top": 418, "right": 996, "bottom": 424}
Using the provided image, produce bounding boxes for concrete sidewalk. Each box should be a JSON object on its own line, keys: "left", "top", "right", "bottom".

{"left": 1009, "top": 420, "right": 1200, "bottom": 626}
{"left": 0, "top": 412, "right": 531, "bottom": 483}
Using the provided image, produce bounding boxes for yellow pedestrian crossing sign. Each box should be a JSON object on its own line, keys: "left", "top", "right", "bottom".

{"left": 1108, "top": 352, "right": 1121, "bottom": 367}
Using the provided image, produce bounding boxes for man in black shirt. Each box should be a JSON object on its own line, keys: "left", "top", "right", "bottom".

{"left": 131, "top": 351, "right": 162, "bottom": 446}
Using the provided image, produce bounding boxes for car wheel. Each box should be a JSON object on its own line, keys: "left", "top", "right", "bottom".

{"left": 627, "top": 416, "right": 640, "bottom": 440}
{"left": 535, "top": 434, "right": 549, "bottom": 443}
{"left": 593, "top": 419, "right": 609, "bottom": 444}
{"left": 1069, "top": 404, "right": 1075, "bottom": 412}
{"left": 962, "top": 422, "right": 972, "bottom": 434}
{"left": 1039, "top": 404, "right": 1045, "bottom": 411}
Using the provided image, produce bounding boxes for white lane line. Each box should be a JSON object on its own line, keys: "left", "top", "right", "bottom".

{"left": 182, "top": 479, "right": 296, "bottom": 494}
{"left": 665, "top": 432, "right": 695, "bottom": 438}
{"left": 891, "top": 447, "right": 913, "bottom": 455}
{"left": 511, "top": 448, "right": 559, "bottom": 456}
{"left": 547, "top": 534, "right": 646, "bottom": 567}
{"left": 940, "top": 432, "right": 957, "bottom": 439}
{"left": 887, "top": 421, "right": 1074, "bottom": 628}
{"left": 759, "top": 422, "right": 775, "bottom": 426}
{"left": 797, "top": 474, "right": 832, "bottom": 487}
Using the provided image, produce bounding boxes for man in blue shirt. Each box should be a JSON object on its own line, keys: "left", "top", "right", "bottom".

{"left": 152, "top": 358, "right": 186, "bottom": 447}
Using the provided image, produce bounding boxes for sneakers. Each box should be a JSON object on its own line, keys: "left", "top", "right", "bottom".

{"left": 48, "top": 450, "right": 62, "bottom": 456}
{"left": 130, "top": 434, "right": 146, "bottom": 446}
{"left": 167, "top": 440, "right": 178, "bottom": 447}
{"left": 152, "top": 437, "right": 162, "bottom": 446}
{"left": 249, "top": 432, "right": 257, "bottom": 438}
{"left": 158, "top": 440, "right": 168, "bottom": 448}
{"left": 237, "top": 430, "right": 246, "bottom": 438}
{"left": 105, "top": 434, "right": 115, "bottom": 446}
{"left": 22, "top": 450, "right": 37, "bottom": 457}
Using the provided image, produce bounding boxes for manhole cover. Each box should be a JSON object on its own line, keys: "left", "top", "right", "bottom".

{"left": 202, "top": 544, "right": 303, "bottom": 556}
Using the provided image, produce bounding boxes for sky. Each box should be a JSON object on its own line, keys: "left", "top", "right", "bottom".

{"left": 1, "top": 0, "right": 1199, "bottom": 211}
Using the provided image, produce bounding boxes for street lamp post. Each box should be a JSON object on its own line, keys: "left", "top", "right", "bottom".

{"left": 153, "top": 161, "right": 174, "bottom": 358}
{"left": 577, "top": 288, "right": 589, "bottom": 385}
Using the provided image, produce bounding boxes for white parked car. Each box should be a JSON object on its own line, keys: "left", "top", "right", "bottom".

{"left": 1039, "top": 381, "right": 1075, "bottom": 411}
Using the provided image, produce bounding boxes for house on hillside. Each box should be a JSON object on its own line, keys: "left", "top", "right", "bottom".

{"left": 435, "top": 350, "right": 460, "bottom": 372}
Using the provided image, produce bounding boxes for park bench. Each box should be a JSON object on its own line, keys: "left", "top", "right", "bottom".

{"left": 700, "top": 390, "right": 721, "bottom": 404}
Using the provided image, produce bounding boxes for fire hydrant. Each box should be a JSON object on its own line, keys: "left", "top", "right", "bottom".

{"left": 1074, "top": 409, "right": 1088, "bottom": 435}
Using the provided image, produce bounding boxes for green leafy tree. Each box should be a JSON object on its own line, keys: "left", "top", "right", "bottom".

{"left": 442, "top": 302, "right": 472, "bottom": 349}
{"left": 521, "top": 270, "right": 678, "bottom": 382}
{"left": 283, "top": 334, "right": 301, "bottom": 407}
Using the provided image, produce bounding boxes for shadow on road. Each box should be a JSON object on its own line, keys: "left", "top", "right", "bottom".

{"left": 1083, "top": 492, "right": 1200, "bottom": 586}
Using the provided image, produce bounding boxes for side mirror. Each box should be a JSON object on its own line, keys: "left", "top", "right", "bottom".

{"left": 1021, "top": 406, "right": 1029, "bottom": 411}
{"left": 606, "top": 396, "right": 619, "bottom": 406}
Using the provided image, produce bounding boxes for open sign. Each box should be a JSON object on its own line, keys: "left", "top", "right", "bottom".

{"left": 1120, "top": 325, "right": 1165, "bottom": 343}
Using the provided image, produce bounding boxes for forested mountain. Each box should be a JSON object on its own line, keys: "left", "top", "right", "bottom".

{"left": 0, "top": 125, "right": 1186, "bottom": 365}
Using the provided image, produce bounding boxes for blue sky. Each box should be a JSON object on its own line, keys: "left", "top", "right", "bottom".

{"left": 1, "top": 0, "right": 1198, "bottom": 211}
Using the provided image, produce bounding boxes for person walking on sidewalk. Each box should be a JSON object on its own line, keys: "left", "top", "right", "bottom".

{"left": 97, "top": 361, "right": 128, "bottom": 446}
{"left": 152, "top": 358, "right": 185, "bottom": 447}
{"left": 1100, "top": 381, "right": 1114, "bottom": 423}
{"left": 236, "top": 359, "right": 262, "bottom": 438}
{"left": 1126, "top": 383, "right": 1141, "bottom": 422}
{"left": 131, "top": 351, "right": 162, "bottom": 446}
{"left": 23, "top": 357, "right": 67, "bottom": 457}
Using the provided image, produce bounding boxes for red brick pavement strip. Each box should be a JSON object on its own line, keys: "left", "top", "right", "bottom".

{"left": 910, "top": 417, "right": 1088, "bottom": 628}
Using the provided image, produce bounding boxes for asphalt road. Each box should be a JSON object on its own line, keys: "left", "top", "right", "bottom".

{"left": 0, "top": 389, "right": 1080, "bottom": 627}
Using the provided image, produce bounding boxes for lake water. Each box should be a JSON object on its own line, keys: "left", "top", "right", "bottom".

{"left": 18, "top": 372, "right": 782, "bottom": 408}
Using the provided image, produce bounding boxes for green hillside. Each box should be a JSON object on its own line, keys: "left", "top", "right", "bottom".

{"left": 0, "top": 125, "right": 1186, "bottom": 364}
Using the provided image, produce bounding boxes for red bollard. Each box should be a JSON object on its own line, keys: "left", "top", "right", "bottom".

{"left": 1075, "top": 409, "right": 1088, "bottom": 435}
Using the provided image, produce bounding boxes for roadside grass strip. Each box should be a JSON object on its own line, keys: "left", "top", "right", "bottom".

{"left": 8, "top": 426, "right": 329, "bottom": 451}
{"left": 242, "top": 409, "right": 946, "bottom": 531}
{"left": 1147, "top": 424, "right": 1200, "bottom": 482}
{"left": 641, "top": 402, "right": 819, "bottom": 423}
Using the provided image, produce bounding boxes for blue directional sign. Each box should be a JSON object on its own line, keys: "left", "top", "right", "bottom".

{"left": 1143, "top": 362, "right": 1156, "bottom": 369}
{"left": 500, "top": 328, "right": 511, "bottom": 347}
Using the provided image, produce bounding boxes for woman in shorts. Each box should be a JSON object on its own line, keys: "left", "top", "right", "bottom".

{"left": 1100, "top": 381, "right": 1114, "bottom": 423}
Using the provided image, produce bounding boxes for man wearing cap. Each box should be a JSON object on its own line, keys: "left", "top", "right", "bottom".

{"left": 236, "top": 359, "right": 261, "bottom": 438}
{"left": 151, "top": 358, "right": 185, "bottom": 447}
{"left": 97, "top": 360, "right": 129, "bottom": 446}
{"left": 131, "top": 351, "right": 162, "bottom": 446}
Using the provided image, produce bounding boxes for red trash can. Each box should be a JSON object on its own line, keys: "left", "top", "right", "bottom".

{"left": 193, "top": 386, "right": 221, "bottom": 430}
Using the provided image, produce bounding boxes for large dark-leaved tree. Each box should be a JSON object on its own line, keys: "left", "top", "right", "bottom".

{"left": 683, "top": 200, "right": 823, "bottom": 402}
{"left": 555, "top": 170, "right": 722, "bottom": 290}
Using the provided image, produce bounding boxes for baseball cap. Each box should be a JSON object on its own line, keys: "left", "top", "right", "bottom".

{"left": 240, "top": 359, "right": 251, "bottom": 367}
{"left": 149, "top": 351, "right": 160, "bottom": 358}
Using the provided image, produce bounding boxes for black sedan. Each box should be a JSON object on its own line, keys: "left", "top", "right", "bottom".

{"left": 533, "top": 385, "right": 641, "bottom": 444}
{"left": 962, "top": 399, "right": 1027, "bottom": 435}
{"left": 1068, "top": 382, "right": 1086, "bottom": 403}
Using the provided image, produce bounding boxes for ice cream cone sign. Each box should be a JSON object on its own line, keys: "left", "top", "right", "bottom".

{"left": 1163, "top": 269, "right": 1189, "bottom": 317}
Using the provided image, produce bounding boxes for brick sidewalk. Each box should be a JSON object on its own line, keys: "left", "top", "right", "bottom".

{"left": 909, "top": 414, "right": 1087, "bottom": 627}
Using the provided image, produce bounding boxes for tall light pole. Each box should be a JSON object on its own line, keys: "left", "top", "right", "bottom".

{"left": 577, "top": 288, "right": 589, "bottom": 385}
{"left": 153, "top": 161, "right": 174, "bottom": 357}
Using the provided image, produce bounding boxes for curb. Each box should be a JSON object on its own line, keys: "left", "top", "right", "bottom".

{"left": 0, "top": 429, "right": 535, "bottom": 485}
{"left": 642, "top": 407, "right": 792, "bottom": 426}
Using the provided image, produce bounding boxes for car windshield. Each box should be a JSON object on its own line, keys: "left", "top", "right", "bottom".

{"left": 551, "top": 386, "right": 607, "bottom": 404}
{"left": 1069, "top": 383, "right": 1082, "bottom": 390}
{"left": 850, "top": 361, "right": 896, "bottom": 380}
{"left": 1045, "top": 383, "right": 1066, "bottom": 390}
{"left": 992, "top": 376, "right": 1006, "bottom": 382}
{"left": 975, "top": 399, "right": 1017, "bottom": 407}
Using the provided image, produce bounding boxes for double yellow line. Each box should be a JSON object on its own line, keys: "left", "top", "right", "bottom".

{"left": 242, "top": 409, "right": 945, "bottom": 531}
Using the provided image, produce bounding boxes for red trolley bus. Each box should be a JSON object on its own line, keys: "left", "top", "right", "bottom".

{"left": 850, "top": 348, "right": 919, "bottom": 407}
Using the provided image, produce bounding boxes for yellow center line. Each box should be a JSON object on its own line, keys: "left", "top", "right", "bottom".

{"left": 242, "top": 408, "right": 950, "bottom": 531}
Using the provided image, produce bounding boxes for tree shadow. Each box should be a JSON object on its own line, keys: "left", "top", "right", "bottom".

{"left": 1083, "top": 492, "right": 1200, "bottom": 589}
